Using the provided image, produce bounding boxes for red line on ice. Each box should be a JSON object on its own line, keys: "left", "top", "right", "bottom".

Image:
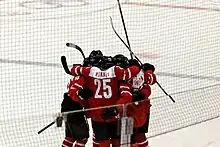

{"left": 123, "top": 2, "right": 220, "bottom": 12}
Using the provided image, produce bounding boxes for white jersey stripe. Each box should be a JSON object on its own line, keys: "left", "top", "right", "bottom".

{"left": 75, "top": 142, "right": 85, "bottom": 147}
{"left": 127, "top": 68, "right": 131, "bottom": 79}
{"left": 120, "top": 86, "right": 130, "bottom": 89}
{"left": 74, "top": 83, "right": 83, "bottom": 89}
{"left": 93, "top": 141, "right": 100, "bottom": 145}
{"left": 64, "top": 138, "right": 73, "bottom": 144}
{"left": 123, "top": 71, "right": 126, "bottom": 80}
{"left": 121, "top": 91, "right": 132, "bottom": 96}
{"left": 80, "top": 67, "right": 83, "bottom": 75}
{"left": 137, "top": 140, "right": 148, "bottom": 145}
{"left": 75, "top": 66, "right": 79, "bottom": 75}
{"left": 149, "top": 74, "right": 154, "bottom": 85}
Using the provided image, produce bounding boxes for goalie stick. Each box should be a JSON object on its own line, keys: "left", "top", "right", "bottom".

{"left": 111, "top": 0, "right": 175, "bottom": 103}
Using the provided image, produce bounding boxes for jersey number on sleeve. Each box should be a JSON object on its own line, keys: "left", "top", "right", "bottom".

{"left": 94, "top": 79, "right": 112, "bottom": 99}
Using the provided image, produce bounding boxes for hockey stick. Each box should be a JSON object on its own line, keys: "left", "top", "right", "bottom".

{"left": 38, "top": 121, "right": 55, "bottom": 134}
{"left": 110, "top": 17, "right": 142, "bottom": 64}
{"left": 156, "top": 81, "right": 175, "bottom": 103}
{"left": 110, "top": 17, "right": 129, "bottom": 49}
{"left": 111, "top": 0, "right": 175, "bottom": 103}
{"left": 61, "top": 43, "right": 86, "bottom": 75}
{"left": 61, "top": 56, "right": 72, "bottom": 75}
{"left": 66, "top": 43, "right": 86, "bottom": 59}
{"left": 116, "top": 0, "right": 133, "bottom": 59}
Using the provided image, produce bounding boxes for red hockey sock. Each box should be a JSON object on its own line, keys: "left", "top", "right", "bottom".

{"left": 62, "top": 137, "right": 74, "bottom": 147}
{"left": 74, "top": 139, "right": 87, "bottom": 147}
{"left": 135, "top": 133, "right": 149, "bottom": 147}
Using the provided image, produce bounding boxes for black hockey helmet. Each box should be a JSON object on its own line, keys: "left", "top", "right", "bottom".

{"left": 100, "top": 56, "right": 115, "bottom": 70}
{"left": 89, "top": 50, "right": 103, "bottom": 58}
{"left": 83, "top": 56, "right": 101, "bottom": 67}
{"left": 141, "top": 63, "right": 155, "bottom": 72}
{"left": 113, "top": 54, "right": 129, "bottom": 68}
{"left": 83, "top": 57, "right": 92, "bottom": 66}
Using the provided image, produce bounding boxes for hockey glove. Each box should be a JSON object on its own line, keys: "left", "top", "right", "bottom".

{"left": 101, "top": 107, "right": 119, "bottom": 120}
{"left": 78, "top": 88, "right": 93, "bottom": 100}
{"left": 141, "top": 63, "right": 155, "bottom": 72}
{"left": 132, "top": 90, "right": 145, "bottom": 102}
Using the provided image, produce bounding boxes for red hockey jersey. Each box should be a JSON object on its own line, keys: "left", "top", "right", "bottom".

{"left": 69, "top": 65, "right": 137, "bottom": 122}
{"left": 126, "top": 69, "right": 156, "bottom": 128}
{"left": 127, "top": 84, "right": 151, "bottom": 128}
{"left": 67, "top": 76, "right": 90, "bottom": 109}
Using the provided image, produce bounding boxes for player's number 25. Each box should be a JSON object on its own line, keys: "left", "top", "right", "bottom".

{"left": 94, "top": 79, "right": 112, "bottom": 99}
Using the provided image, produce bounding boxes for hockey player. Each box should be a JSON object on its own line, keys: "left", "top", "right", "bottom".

{"left": 113, "top": 54, "right": 156, "bottom": 147}
{"left": 60, "top": 57, "right": 94, "bottom": 147}
{"left": 69, "top": 55, "right": 140, "bottom": 147}
{"left": 131, "top": 63, "right": 156, "bottom": 147}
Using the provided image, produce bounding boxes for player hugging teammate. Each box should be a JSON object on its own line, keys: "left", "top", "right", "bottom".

{"left": 60, "top": 50, "right": 157, "bottom": 147}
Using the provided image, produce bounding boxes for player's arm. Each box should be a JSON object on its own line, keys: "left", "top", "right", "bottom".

{"left": 115, "top": 65, "right": 140, "bottom": 81}
{"left": 140, "top": 84, "right": 151, "bottom": 99}
{"left": 141, "top": 62, "right": 157, "bottom": 85}
{"left": 70, "top": 64, "right": 91, "bottom": 77}
{"left": 117, "top": 82, "right": 133, "bottom": 114}
{"left": 144, "top": 70, "right": 157, "bottom": 85}
{"left": 131, "top": 69, "right": 155, "bottom": 103}
{"left": 68, "top": 76, "right": 93, "bottom": 103}
{"left": 117, "top": 82, "right": 132, "bottom": 105}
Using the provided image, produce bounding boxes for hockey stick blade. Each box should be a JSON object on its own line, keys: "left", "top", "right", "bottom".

{"left": 38, "top": 121, "right": 55, "bottom": 134}
{"left": 66, "top": 43, "right": 86, "bottom": 59}
{"left": 61, "top": 56, "right": 72, "bottom": 75}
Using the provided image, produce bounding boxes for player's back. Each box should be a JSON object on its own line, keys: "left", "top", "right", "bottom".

{"left": 86, "top": 66, "right": 120, "bottom": 122}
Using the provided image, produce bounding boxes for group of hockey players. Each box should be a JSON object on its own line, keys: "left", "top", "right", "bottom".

{"left": 60, "top": 50, "right": 157, "bottom": 147}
